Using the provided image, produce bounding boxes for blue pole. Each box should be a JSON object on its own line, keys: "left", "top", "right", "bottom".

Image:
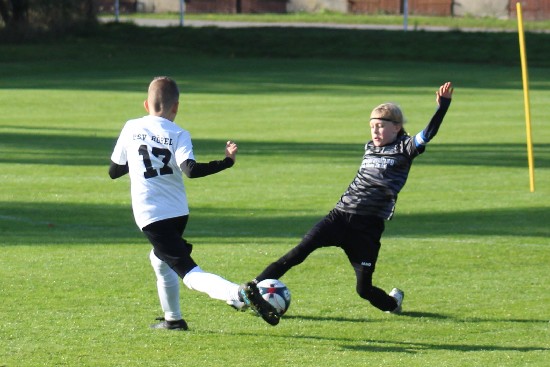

{"left": 403, "top": 0, "right": 408, "bottom": 31}
{"left": 180, "top": 0, "right": 185, "bottom": 26}
{"left": 115, "top": 0, "right": 120, "bottom": 22}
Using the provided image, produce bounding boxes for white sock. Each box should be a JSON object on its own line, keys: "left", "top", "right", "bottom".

{"left": 183, "top": 266, "right": 241, "bottom": 302}
{"left": 149, "top": 250, "right": 182, "bottom": 321}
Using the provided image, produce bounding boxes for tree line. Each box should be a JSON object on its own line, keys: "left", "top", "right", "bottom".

{"left": 0, "top": 0, "right": 98, "bottom": 32}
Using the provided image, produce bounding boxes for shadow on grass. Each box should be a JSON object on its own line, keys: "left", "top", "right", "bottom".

{"left": 396, "top": 311, "right": 450, "bottom": 319}
{"left": 283, "top": 312, "right": 549, "bottom": 354}
{"left": 0, "top": 32, "right": 535, "bottom": 94}
{"left": 286, "top": 311, "right": 549, "bottom": 324}
{"left": 283, "top": 312, "right": 446, "bottom": 322}
{"left": 1, "top": 201, "right": 549, "bottom": 246}
{"left": 227, "top": 316, "right": 548, "bottom": 354}
{"left": 1, "top": 131, "right": 548, "bottom": 169}
{"left": 283, "top": 314, "right": 370, "bottom": 323}
{"left": 400, "top": 312, "right": 550, "bottom": 324}
{"left": 343, "top": 340, "right": 549, "bottom": 353}
{"left": 2, "top": 25, "right": 550, "bottom": 93}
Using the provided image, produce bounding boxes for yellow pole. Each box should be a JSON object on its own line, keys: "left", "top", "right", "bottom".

{"left": 516, "top": 2, "right": 535, "bottom": 192}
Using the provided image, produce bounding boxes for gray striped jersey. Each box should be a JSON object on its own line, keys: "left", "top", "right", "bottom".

{"left": 335, "top": 135, "right": 421, "bottom": 220}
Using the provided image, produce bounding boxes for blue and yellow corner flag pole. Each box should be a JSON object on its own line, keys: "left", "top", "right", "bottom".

{"left": 516, "top": 2, "right": 535, "bottom": 192}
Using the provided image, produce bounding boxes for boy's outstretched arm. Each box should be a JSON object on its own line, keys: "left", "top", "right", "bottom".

{"left": 414, "top": 82, "right": 453, "bottom": 149}
{"left": 181, "top": 141, "right": 238, "bottom": 179}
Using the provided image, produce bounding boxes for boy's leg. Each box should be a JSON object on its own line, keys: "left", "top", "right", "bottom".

{"left": 143, "top": 217, "right": 196, "bottom": 329}
{"left": 149, "top": 250, "right": 189, "bottom": 330}
{"left": 144, "top": 217, "right": 276, "bottom": 325}
{"left": 182, "top": 265, "right": 242, "bottom": 303}
{"left": 142, "top": 216, "right": 198, "bottom": 279}
{"left": 344, "top": 215, "right": 401, "bottom": 312}
{"left": 353, "top": 266, "right": 400, "bottom": 312}
{"left": 180, "top": 264, "right": 280, "bottom": 326}
{"left": 239, "top": 211, "right": 344, "bottom": 326}
{"left": 149, "top": 249, "right": 182, "bottom": 321}
{"left": 254, "top": 211, "right": 343, "bottom": 282}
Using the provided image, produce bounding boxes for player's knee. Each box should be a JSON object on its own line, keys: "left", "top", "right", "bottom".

{"left": 150, "top": 250, "right": 170, "bottom": 275}
{"left": 150, "top": 249, "right": 181, "bottom": 287}
{"left": 182, "top": 266, "right": 203, "bottom": 290}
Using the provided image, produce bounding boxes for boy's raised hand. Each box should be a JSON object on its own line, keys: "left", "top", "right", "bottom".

{"left": 225, "top": 140, "right": 238, "bottom": 163}
{"left": 436, "top": 82, "right": 454, "bottom": 105}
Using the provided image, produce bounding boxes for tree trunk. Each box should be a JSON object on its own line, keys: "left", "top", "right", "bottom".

{"left": 11, "top": 0, "right": 29, "bottom": 26}
{"left": 0, "top": 0, "right": 30, "bottom": 28}
{"left": 0, "top": 0, "right": 11, "bottom": 26}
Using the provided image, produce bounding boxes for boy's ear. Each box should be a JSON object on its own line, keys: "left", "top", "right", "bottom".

{"left": 144, "top": 100, "right": 150, "bottom": 112}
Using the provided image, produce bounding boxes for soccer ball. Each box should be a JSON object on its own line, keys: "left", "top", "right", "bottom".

{"left": 257, "top": 279, "right": 291, "bottom": 315}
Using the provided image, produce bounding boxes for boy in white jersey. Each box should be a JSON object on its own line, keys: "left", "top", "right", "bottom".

{"left": 109, "top": 76, "right": 279, "bottom": 329}
{"left": 244, "top": 82, "right": 453, "bottom": 316}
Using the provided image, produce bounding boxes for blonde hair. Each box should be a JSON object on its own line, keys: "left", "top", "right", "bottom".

{"left": 370, "top": 102, "right": 408, "bottom": 136}
{"left": 370, "top": 103, "right": 404, "bottom": 124}
{"left": 147, "top": 76, "right": 179, "bottom": 114}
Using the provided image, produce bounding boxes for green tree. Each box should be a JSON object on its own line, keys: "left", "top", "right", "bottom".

{"left": 0, "top": 0, "right": 98, "bottom": 32}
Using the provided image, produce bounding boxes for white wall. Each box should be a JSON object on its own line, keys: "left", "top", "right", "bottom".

{"left": 137, "top": 0, "right": 347, "bottom": 13}
{"left": 453, "top": 0, "right": 509, "bottom": 18}
{"left": 137, "top": 0, "right": 179, "bottom": 13}
{"left": 136, "top": 0, "right": 512, "bottom": 19}
{"left": 288, "top": 0, "right": 347, "bottom": 13}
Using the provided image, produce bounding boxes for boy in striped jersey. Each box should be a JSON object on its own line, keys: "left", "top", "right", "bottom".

{"left": 245, "top": 82, "right": 453, "bottom": 315}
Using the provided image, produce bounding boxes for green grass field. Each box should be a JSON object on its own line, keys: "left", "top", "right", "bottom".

{"left": 1, "top": 25, "right": 549, "bottom": 366}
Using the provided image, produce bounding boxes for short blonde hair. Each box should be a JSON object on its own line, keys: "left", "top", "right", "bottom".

{"left": 370, "top": 103, "right": 404, "bottom": 125}
{"left": 147, "top": 76, "right": 179, "bottom": 114}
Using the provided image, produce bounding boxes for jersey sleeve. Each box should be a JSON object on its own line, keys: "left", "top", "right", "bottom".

{"left": 110, "top": 123, "right": 129, "bottom": 165}
{"left": 414, "top": 97, "right": 451, "bottom": 148}
{"left": 180, "top": 157, "right": 234, "bottom": 178}
{"left": 174, "top": 130, "right": 195, "bottom": 167}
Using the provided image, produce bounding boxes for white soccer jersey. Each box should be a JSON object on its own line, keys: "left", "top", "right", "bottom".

{"left": 111, "top": 115, "right": 195, "bottom": 229}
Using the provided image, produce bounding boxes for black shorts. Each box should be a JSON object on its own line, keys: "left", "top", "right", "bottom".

{"left": 142, "top": 216, "right": 198, "bottom": 278}
{"left": 295, "top": 209, "right": 385, "bottom": 272}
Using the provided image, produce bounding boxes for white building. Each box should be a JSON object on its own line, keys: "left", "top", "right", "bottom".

{"left": 136, "top": 0, "right": 513, "bottom": 19}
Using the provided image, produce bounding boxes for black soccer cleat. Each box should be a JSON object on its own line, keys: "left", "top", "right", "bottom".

{"left": 239, "top": 282, "right": 280, "bottom": 326}
{"left": 150, "top": 317, "right": 189, "bottom": 331}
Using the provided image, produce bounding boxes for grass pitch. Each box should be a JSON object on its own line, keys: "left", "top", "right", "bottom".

{"left": 0, "top": 25, "right": 549, "bottom": 366}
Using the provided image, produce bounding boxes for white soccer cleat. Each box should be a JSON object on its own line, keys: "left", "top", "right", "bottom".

{"left": 227, "top": 299, "right": 249, "bottom": 312}
{"left": 388, "top": 288, "right": 404, "bottom": 314}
